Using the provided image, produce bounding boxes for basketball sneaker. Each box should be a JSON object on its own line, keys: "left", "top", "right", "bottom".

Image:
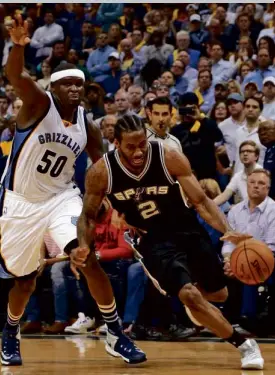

{"left": 105, "top": 330, "right": 147, "bottom": 364}
{"left": 1, "top": 325, "right": 22, "bottom": 366}
{"left": 238, "top": 339, "right": 264, "bottom": 369}
{"left": 64, "top": 313, "right": 95, "bottom": 334}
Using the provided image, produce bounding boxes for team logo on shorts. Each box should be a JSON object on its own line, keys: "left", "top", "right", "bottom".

{"left": 71, "top": 216, "right": 79, "bottom": 226}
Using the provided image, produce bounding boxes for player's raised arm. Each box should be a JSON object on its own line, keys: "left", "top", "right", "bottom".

{"left": 5, "top": 15, "right": 49, "bottom": 128}
{"left": 164, "top": 146, "right": 250, "bottom": 244}
{"left": 77, "top": 158, "right": 108, "bottom": 248}
{"left": 85, "top": 118, "right": 104, "bottom": 163}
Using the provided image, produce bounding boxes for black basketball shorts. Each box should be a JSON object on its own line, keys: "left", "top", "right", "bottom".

{"left": 139, "top": 232, "right": 227, "bottom": 296}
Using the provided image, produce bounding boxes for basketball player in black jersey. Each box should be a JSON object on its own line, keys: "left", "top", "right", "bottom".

{"left": 73, "top": 114, "right": 264, "bottom": 370}
{"left": 1, "top": 16, "right": 144, "bottom": 366}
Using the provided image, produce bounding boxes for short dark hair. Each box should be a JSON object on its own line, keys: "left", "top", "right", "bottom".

{"left": 198, "top": 69, "right": 213, "bottom": 81}
{"left": 147, "top": 96, "right": 172, "bottom": 112}
{"left": 211, "top": 41, "right": 224, "bottom": 50}
{"left": 244, "top": 96, "right": 264, "bottom": 112}
{"left": 53, "top": 62, "right": 77, "bottom": 74}
{"left": 52, "top": 40, "right": 65, "bottom": 48}
{"left": 114, "top": 114, "right": 146, "bottom": 142}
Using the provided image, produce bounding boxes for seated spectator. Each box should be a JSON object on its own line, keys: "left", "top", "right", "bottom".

{"left": 210, "top": 41, "right": 237, "bottom": 83}
{"left": 206, "top": 18, "right": 233, "bottom": 55}
{"left": 187, "top": 56, "right": 211, "bottom": 91}
{"left": 66, "top": 49, "right": 90, "bottom": 80}
{"left": 258, "top": 120, "right": 275, "bottom": 200}
{"left": 214, "top": 141, "right": 262, "bottom": 206}
{"left": 167, "top": 30, "right": 200, "bottom": 69}
{"left": 234, "top": 97, "right": 266, "bottom": 173}
{"left": 120, "top": 39, "right": 144, "bottom": 76}
{"left": 128, "top": 85, "right": 144, "bottom": 115}
{"left": 12, "top": 98, "right": 23, "bottom": 117}
{"left": 258, "top": 36, "right": 275, "bottom": 63}
{"left": 37, "top": 60, "right": 51, "bottom": 90}
{"left": 229, "top": 36, "right": 256, "bottom": 66}
{"left": 144, "top": 29, "right": 174, "bottom": 67}
{"left": 94, "top": 94, "right": 118, "bottom": 129}
{"left": 170, "top": 92, "right": 224, "bottom": 180}
{"left": 86, "top": 32, "right": 115, "bottom": 78}
{"left": 242, "top": 48, "right": 275, "bottom": 91}
{"left": 230, "top": 12, "right": 259, "bottom": 49}
{"left": 237, "top": 61, "right": 255, "bottom": 85}
{"left": 227, "top": 80, "right": 242, "bottom": 95}
{"left": 37, "top": 40, "right": 66, "bottom": 73}
{"left": 30, "top": 10, "right": 64, "bottom": 63}
{"left": 70, "top": 21, "right": 96, "bottom": 54}
{"left": 262, "top": 77, "right": 275, "bottom": 120}
{"left": 219, "top": 93, "right": 246, "bottom": 165}
{"left": 189, "top": 14, "right": 209, "bottom": 53}
{"left": 214, "top": 82, "right": 229, "bottom": 103}
{"left": 0, "top": 93, "right": 9, "bottom": 120}
{"left": 210, "top": 101, "right": 229, "bottom": 126}
{"left": 257, "top": 13, "right": 275, "bottom": 45}
{"left": 4, "top": 83, "right": 16, "bottom": 115}
{"left": 170, "top": 59, "right": 188, "bottom": 96}
{"left": 101, "top": 115, "right": 116, "bottom": 153}
{"left": 119, "top": 72, "right": 134, "bottom": 91}
{"left": 115, "top": 89, "right": 133, "bottom": 118}
{"left": 84, "top": 83, "right": 105, "bottom": 120}
{"left": 107, "top": 23, "right": 123, "bottom": 50}
{"left": 146, "top": 96, "right": 182, "bottom": 152}
{"left": 177, "top": 50, "right": 198, "bottom": 82}
{"left": 131, "top": 29, "right": 146, "bottom": 63}
{"left": 97, "top": 52, "right": 123, "bottom": 94}
{"left": 194, "top": 69, "right": 215, "bottom": 115}
{"left": 244, "top": 82, "right": 258, "bottom": 99}
{"left": 96, "top": 4, "right": 124, "bottom": 33}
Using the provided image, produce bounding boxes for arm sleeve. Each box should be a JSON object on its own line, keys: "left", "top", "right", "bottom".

{"left": 226, "top": 174, "right": 239, "bottom": 193}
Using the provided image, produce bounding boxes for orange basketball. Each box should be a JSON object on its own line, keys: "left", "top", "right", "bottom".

{"left": 230, "top": 239, "right": 275, "bottom": 285}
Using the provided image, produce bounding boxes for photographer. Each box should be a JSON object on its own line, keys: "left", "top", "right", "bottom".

{"left": 170, "top": 92, "right": 225, "bottom": 180}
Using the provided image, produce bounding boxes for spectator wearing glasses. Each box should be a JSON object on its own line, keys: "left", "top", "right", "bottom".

{"left": 170, "top": 59, "right": 188, "bottom": 96}
{"left": 214, "top": 141, "right": 262, "bottom": 206}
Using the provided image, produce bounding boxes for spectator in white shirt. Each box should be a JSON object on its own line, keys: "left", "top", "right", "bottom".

{"left": 222, "top": 169, "right": 275, "bottom": 266}
{"left": 219, "top": 93, "right": 246, "bottom": 164}
{"left": 214, "top": 140, "right": 262, "bottom": 206}
{"left": 30, "top": 10, "right": 64, "bottom": 62}
{"left": 234, "top": 97, "right": 266, "bottom": 173}
{"left": 262, "top": 76, "right": 275, "bottom": 120}
{"left": 146, "top": 97, "right": 182, "bottom": 152}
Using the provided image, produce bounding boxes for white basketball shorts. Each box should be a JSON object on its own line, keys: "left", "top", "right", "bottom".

{"left": 0, "top": 187, "right": 82, "bottom": 278}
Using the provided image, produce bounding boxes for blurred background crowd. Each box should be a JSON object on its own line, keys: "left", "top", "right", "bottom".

{"left": 1, "top": 2, "right": 275, "bottom": 342}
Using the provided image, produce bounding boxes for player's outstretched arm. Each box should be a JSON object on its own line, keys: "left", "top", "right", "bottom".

{"left": 85, "top": 119, "right": 104, "bottom": 163}
{"left": 164, "top": 146, "right": 232, "bottom": 234}
{"left": 5, "top": 15, "right": 49, "bottom": 127}
{"left": 77, "top": 158, "right": 108, "bottom": 248}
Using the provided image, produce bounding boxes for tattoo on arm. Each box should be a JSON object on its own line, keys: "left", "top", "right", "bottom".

{"left": 77, "top": 159, "right": 107, "bottom": 248}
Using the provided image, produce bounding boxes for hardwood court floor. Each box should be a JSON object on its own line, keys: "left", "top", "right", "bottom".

{"left": 0, "top": 335, "right": 274, "bottom": 375}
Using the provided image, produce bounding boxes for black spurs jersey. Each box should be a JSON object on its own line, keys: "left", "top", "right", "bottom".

{"left": 104, "top": 142, "right": 202, "bottom": 235}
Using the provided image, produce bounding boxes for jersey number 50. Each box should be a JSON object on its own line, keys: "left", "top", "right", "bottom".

{"left": 138, "top": 200, "right": 160, "bottom": 219}
{"left": 37, "top": 150, "right": 68, "bottom": 178}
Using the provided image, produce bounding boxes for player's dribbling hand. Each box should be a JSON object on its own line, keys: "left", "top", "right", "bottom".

{"left": 6, "top": 14, "right": 30, "bottom": 46}
{"left": 220, "top": 231, "right": 252, "bottom": 245}
{"left": 70, "top": 247, "right": 90, "bottom": 280}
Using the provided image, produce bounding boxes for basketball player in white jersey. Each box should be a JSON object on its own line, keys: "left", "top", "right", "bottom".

{"left": 1, "top": 15, "right": 145, "bottom": 366}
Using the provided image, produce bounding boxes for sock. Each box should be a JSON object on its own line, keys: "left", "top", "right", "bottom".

{"left": 226, "top": 328, "right": 246, "bottom": 348}
{"left": 97, "top": 299, "right": 122, "bottom": 335}
{"left": 6, "top": 304, "right": 22, "bottom": 332}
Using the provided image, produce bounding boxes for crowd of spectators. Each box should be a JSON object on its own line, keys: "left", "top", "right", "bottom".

{"left": 1, "top": 3, "right": 275, "bottom": 341}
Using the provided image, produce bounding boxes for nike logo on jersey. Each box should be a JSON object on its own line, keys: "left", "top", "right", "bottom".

{"left": 38, "top": 133, "right": 81, "bottom": 157}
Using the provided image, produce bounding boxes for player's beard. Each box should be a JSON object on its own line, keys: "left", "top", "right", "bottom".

{"left": 118, "top": 147, "right": 148, "bottom": 173}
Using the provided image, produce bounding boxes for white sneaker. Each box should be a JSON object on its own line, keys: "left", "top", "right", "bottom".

{"left": 98, "top": 323, "right": 107, "bottom": 335}
{"left": 64, "top": 313, "right": 95, "bottom": 334}
{"left": 238, "top": 339, "right": 264, "bottom": 370}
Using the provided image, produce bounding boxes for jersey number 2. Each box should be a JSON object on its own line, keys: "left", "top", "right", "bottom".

{"left": 138, "top": 200, "right": 160, "bottom": 219}
{"left": 37, "top": 150, "right": 68, "bottom": 178}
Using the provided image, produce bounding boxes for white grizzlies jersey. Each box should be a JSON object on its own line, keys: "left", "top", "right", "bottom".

{"left": 2, "top": 92, "right": 87, "bottom": 201}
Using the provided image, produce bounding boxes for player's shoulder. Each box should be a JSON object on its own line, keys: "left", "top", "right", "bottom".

{"left": 86, "top": 157, "right": 108, "bottom": 190}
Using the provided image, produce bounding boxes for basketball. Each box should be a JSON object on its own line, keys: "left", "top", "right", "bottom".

{"left": 230, "top": 239, "right": 275, "bottom": 285}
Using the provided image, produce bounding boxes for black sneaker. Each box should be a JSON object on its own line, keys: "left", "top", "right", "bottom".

{"left": 168, "top": 324, "right": 196, "bottom": 341}
{"left": 1, "top": 325, "right": 22, "bottom": 366}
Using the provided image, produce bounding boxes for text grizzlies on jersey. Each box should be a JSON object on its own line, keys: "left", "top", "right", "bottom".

{"left": 38, "top": 133, "right": 81, "bottom": 157}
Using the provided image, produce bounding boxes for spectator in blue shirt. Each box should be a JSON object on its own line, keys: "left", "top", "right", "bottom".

{"left": 242, "top": 48, "right": 275, "bottom": 91}
{"left": 86, "top": 32, "right": 116, "bottom": 78}
{"left": 96, "top": 4, "right": 124, "bottom": 33}
{"left": 170, "top": 59, "right": 188, "bottom": 96}
{"left": 196, "top": 69, "right": 215, "bottom": 114}
{"left": 70, "top": 21, "right": 96, "bottom": 54}
{"left": 98, "top": 52, "right": 123, "bottom": 94}
{"left": 258, "top": 120, "right": 275, "bottom": 200}
{"left": 166, "top": 31, "right": 200, "bottom": 69}
{"left": 189, "top": 14, "right": 209, "bottom": 53}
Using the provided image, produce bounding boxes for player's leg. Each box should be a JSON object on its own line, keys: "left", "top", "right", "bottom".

{"left": 0, "top": 190, "right": 47, "bottom": 366}
{"left": 48, "top": 190, "right": 146, "bottom": 364}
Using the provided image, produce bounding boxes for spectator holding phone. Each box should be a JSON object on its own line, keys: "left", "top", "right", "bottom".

{"left": 170, "top": 92, "right": 225, "bottom": 180}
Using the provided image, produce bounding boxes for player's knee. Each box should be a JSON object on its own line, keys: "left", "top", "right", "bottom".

{"left": 178, "top": 283, "right": 203, "bottom": 307}
{"left": 15, "top": 278, "right": 36, "bottom": 295}
{"left": 209, "top": 287, "right": 228, "bottom": 303}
